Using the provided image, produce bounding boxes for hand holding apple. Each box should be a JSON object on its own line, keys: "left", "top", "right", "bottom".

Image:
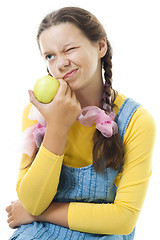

{"left": 29, "top": 78, "right": 81, "bottom": 136}
{"left": 33, "top": 76, "right": 60, "bottom": 103}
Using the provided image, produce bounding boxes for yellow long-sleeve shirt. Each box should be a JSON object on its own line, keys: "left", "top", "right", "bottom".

{"left": 16, "top": 93, "right": 156, "bottom": 235}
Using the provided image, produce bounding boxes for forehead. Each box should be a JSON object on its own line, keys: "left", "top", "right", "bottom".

{"left": 39, "top": 23, "right": 87, "bottom": 53}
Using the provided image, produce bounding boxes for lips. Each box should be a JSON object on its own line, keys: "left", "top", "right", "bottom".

{"left": 63, "top": 69, "right": 78, "bottom": 80}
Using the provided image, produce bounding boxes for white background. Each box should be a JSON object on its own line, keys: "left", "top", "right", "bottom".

{"left": 0, "top": 0, "right": 159, "bottom": 239}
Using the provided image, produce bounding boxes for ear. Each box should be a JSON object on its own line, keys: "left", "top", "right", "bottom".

{"left": 98, "top": 38, "right": 107, "bottom": 58}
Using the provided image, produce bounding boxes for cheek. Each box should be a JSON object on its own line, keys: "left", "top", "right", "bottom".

{"left": 69, "top": 52, "right": 82, "bottom": 66}
{"left": 82, "top": 54, "right": 98, "bottom": 76}
{"left": 72, "top": 52, "right": 90, "bottom": 72}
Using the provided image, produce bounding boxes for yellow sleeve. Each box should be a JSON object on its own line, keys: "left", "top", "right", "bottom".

{"left": 68, "top": 107, "right": 156, "bottom": 235}
{"left": 16, "top": 103, "right": 64, "bottom": 216}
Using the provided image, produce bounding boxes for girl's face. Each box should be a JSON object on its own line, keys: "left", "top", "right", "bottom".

{"left": 39, "top": 23, "right": 107, "bottom": 92}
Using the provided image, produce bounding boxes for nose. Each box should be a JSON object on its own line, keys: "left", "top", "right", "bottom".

{"left": 56, "top": 54, "right": 70, "bottom": 71}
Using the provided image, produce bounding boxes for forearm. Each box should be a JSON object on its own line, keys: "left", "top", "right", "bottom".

{"left": 17, "top": 146, "right": 64, "bottom": 215}
{"left": 68, "top": 177, "right": 149, "bottom": 235}
{"left": 17, "top": 102, "right": 68, "bottom": 215}
{"left": 34, "top": 202, "right": 69, "bottom": 228}
{"left": 42, "top": 124, "right": 68, "bottom": 155}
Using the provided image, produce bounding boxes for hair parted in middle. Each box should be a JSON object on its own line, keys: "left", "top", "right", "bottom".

{"left": 37, "top": 6, "right": 124, "bottom": 172}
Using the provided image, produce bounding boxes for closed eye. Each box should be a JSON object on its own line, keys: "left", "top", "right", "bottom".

{"left": 66, "top": 47, "right": 77, "bottom": 52}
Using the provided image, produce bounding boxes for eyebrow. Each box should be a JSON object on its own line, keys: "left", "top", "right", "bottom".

{"left": 42, "top": 42, "right": 77, "bottom": 56}
{"left": 43, "top": 51, "right": 54, "bottom": 56}
{"left": 63, "top": 42, "right": 75, "bottom": 48}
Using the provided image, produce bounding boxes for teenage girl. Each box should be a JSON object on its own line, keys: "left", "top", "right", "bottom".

{"left": 6, "top": 7, "right": 156, "bottom": 240}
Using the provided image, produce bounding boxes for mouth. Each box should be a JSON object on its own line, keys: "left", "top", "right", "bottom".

{"left": 63, "top": 69, "right": 78, "bottom": 80}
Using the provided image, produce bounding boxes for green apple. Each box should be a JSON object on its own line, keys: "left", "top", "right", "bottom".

{"left": 33, "top": 76, "right": 60, "bottom": 103}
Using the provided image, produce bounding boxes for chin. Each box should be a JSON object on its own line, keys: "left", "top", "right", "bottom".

{"left": 68, "top": 81, "right": 80, "bottom": 91}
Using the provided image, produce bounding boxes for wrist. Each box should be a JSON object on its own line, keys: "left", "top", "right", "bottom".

{"left": 42, "top": 125, "right": 68, "bottom": 155}
{"left": 46, "top": 123, "right": 69, "bottom": 137}
{"left": 33, "top": 202, "right": 69, "bottom": 228}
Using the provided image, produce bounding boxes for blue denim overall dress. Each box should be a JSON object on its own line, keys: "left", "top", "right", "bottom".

{"left": 9, "top": 98, "right": 141, "bottom": 240}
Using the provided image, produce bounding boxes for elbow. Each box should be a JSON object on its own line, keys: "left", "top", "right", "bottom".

{"left": 122, "top": 225, "right": 135, "bottom": 235}
{"left": 28, "top": 209, "right": 43, "bottom": 217}
{"left": 119, "top": 213, "right": 138, "bottom": 235}
{"left": 16, "top": 186, "right": 48, "bottom": 216}
{"left": 18, "top": 194, "right": 46, "bottom": 216}
{"left": 114, "top": 221, "right": 136, "bottom": 235}
{"left": 23, "top": 204, "right": 44, "bottom": 216}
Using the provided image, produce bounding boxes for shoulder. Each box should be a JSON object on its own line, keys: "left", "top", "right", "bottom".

{"left": 115, "top": 93, "right": 156, "bottom": 131}
{"left": 129, "top": 106, "right": 155, "bottom": 129}
{"left": 115, "top": 93, "right": 156, "bottom": 144}
{"left": 22, "top": 102, "right": 32, "bottom": 117}
{"left": 126, "top": 106, "right": 156, "bottom": 140}
{"left": 124, "top": 103, "right": 156, "bottom": 150}
{"left": 21, "top": 102, "right": 37, "bottom": 131}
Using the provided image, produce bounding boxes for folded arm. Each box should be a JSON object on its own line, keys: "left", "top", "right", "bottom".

{"left": 16, "top": 103, "right": 65, "bottom": 215}
{"left": 67, "top": 107, "right": 156, "bottom": 235}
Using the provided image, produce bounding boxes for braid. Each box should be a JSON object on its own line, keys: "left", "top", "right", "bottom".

{"left": 47, "top": 68, "right": 52, "bottom": 76}
{"left": 92, "top": 39, "right": 124, "bottom": 173}
{"left": 102, "top": 40, "right": 114, "bottom": 110}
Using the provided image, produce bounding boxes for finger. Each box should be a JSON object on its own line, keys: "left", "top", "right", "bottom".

{"left": 6, "top": 205, "right": 12, "bottom": 213}
{"left": 65, "top": 84, "right": 72, "bottom": 98}
{"left": 9, "top": 221, "right": 14, "bottom": 229}
{"left": 8, "top": 211, "right": 12, "bottom": 218}
{"left": 9, "top": 220, "right": 17, "bottom": 229}
{"left": 7, "top": 216, "right": 19, "bottom": 229}
{"left": 28, "top": 90, "right": 44, "bottom": 111}
{"left": 56, "top": 79, "right": 68, "bottom": 97}
{"left": 71, "top": 90, "right": 76, "bottom": 99}
{"left": 71, "top": 91, "right": 79, "bottom": 104}
{"left": 7, "top": 215, "right": 13, "bottom": 224}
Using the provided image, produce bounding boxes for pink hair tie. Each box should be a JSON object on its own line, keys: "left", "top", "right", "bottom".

{"left": 78, "top": 106, "right": 118, "bottom": 138}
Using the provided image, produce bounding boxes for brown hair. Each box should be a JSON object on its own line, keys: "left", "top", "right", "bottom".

{"left": 36, "top": 6, "right": 124, "bottom": 172}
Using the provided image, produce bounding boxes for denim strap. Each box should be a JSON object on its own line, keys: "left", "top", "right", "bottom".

{"left": 115, "top": 98, "right": 141, "bottom": 140}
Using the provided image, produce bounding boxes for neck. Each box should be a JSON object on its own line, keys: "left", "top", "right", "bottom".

{"left": 75, "top": 81, "right": 104, "bottom": 109}
{"left": 75, "top": 86, "right": 117, "bottom": 110}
